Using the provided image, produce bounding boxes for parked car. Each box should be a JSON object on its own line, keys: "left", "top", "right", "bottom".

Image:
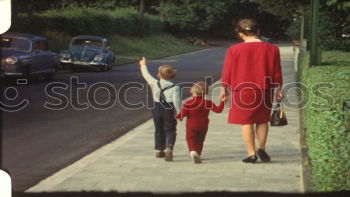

{"left": 0, "top": 33, "right": 59, "bottom": 79}
{"left": 59, "top": 35, "right": 115, "bottom": 72}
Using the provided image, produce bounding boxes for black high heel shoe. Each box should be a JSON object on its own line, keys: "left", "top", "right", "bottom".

{"left": 242, "top": 154, "right": 258, "bottom": 163}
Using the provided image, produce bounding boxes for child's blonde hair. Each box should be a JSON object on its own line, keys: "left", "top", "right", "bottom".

{"left": 191, "top": 81, "right": 208, "bottom": 96}
{"left": 158, "top": 64, "right": 177, "bottom": 80}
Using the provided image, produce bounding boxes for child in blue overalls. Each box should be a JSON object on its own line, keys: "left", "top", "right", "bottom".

{"left": 139, "top": 57, "right": 181, "bottom": 162}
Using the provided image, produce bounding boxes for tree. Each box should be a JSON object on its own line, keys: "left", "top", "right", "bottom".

{"left": 13, "top": 0, "right": 61, "bottom": 15}
{"left": 156, "top": 0, "right": 237, "bottom": 34}
{"left": 246, "top": 0, "right": 309, "bottom": 19}
{"left": 249, "top": 0, "right": 350, "bottom": 49}
{"left": 139, "top": 0, "right": 145, "bottom": 20}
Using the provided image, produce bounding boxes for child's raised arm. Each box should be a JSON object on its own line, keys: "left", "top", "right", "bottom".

{"left": 139, "top": 57, "right": 157, "bottom": 85}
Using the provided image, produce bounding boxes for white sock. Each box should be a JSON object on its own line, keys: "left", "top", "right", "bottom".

{"left": 190, "top": 151, "right": 199, "bottom": 158}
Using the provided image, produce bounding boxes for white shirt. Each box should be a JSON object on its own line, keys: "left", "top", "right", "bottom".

{"left": 141, "top": 65, "right": 181, "bottom": 113}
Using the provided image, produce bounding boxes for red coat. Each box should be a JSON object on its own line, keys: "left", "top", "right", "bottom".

{"left": 221, "top": 42, "right": 282, "bottom": 90}
{"left": 176, "top": 96, "right": 224, "bottom": 130}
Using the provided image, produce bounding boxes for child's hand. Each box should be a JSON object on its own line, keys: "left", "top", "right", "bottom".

{"left": 220, "top": 96, "right": 228, "bottom": 102}
{"left": 139, "top": 57, "right": 146, "bottom": 67}
{"left": 175, "top": 114, "right": 182, "bottom": 121}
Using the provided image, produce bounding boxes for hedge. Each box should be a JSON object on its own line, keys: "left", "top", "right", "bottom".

{"left": 11, "top": 7, "right": 164, "bottom": 36}
{"left": 299, "top": 51, "right": 350, "bottom": 191}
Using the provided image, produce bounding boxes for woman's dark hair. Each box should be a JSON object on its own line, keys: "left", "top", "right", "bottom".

{"left": 235, "top": 19, "right": 259, "bottom": 36}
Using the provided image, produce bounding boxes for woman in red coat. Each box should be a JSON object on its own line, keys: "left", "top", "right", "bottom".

{"left": 219, "top": 19, "right": 284, "bottom": 163}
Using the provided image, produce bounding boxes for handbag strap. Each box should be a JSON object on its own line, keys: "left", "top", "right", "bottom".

{"left": 279, "top": 102, "right": 284, "bottom": 119}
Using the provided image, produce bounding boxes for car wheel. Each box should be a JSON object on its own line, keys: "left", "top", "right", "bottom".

{"left": 70, "top": 65, "right": 78, "bottom": 72}
{"left": 23, "top": 65, "right": 31, "bottom": 78}
{"left": 100, "top": 65, "right": 108, "bottom": 72}
{"left": 107, "top": 61, "right": 113, "bottom": 71}
{"left": 45, "top": 67, "right": 57, "bottom": 80}
{"left": 60, "top": 63, "right": 70, "bottom": 70}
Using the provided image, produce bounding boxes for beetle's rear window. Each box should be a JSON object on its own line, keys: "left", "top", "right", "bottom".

{"left": 1, "top": 37, "right": 31, "bottom": 51}
{"left": 72, "top": 39, "right": 103, "bottom": 48}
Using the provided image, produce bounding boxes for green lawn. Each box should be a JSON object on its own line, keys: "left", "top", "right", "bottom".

{"left": 109, "top": 33, "right": 202, "bottom": 64}
{"left": 43, "top": 32, "right": 202, "bottom": 65}
{"left": 321, "top": 50, "right": 350, "bottom": 66}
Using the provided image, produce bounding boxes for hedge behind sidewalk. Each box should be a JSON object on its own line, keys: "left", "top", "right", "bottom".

{"left": 299, "top": 51, "right": 350, "bottom": 191}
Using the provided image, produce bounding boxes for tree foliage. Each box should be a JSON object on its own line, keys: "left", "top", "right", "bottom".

{"left": 249, "top": 0, "right": 350, "bottom": 49}
{"left": 247, "top": 0, "right": 309, "bottom": 18}
{"left": 12, "top": 0, "right": 139, "bottom": 14}
{"left": 156, "top": 0, "right": 237, "bottom": 34}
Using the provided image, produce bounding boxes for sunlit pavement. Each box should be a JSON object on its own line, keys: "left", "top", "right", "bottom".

{"left": 26, "top": 45, "right": 303, "bottom": 193}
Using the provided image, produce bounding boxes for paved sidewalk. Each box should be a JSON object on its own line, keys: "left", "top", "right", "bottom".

{"left": 27, "top": 46, "right": 302, "bottom": 193}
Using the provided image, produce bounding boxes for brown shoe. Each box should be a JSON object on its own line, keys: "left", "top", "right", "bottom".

{"left": 164, "top": 149, "right": 173, "bottom": 161}
{"left": 156, "top": 151, "right": 165, "bottom": 158}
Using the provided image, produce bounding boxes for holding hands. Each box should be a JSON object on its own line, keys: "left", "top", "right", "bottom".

{"left": 219, "top": 87, "right": 229, "bottom": 102}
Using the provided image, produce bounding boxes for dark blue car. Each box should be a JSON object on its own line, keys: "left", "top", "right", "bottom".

{"left": 0, "top": 33, "right": 59, "bottom": 79}
{"left": 59, "top": 35, "right": 115, "bottom": 72}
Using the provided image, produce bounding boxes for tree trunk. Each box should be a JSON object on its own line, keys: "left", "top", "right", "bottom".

{"left": 139, "top": 0, "right": 145, "bottom": 20}
{"left": 159, "top": 0, "right": 165, "bottom": 21}
{"left": 139, "top": 0, "right": 145, "bottom": 37}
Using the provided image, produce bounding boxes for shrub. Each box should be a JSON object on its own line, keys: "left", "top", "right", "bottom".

{"left": 42, "top": 31, "right": 71, "bottom": 52}
{"left": 299, "top": 51, "right": 350, "bottom": 191}
{"left": 11, "top": 7, "right": 163, "bottom": 36}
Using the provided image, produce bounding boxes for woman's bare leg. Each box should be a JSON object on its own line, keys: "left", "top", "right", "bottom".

{"left": 241, "top": 124, "right": 256, "bottom": 156}
{"left": 255, "top": 123, "right": 268, "bottom": 150}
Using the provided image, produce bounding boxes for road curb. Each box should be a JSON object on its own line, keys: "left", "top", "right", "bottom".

{"left": 115, "top": 47, "right": 215, "bottom": 67}
{"left": 299, "top": 108, "right": 314, "bottom": 192}
{"left": 295, "top": 49, "right": 313, "bottom": 192}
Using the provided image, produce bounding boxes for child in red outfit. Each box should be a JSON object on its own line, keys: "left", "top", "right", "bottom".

{"left": 176, "top": 81, "right": 225, "bottom": 163}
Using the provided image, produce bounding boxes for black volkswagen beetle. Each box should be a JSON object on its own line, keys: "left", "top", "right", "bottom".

{"left": 0, "top": 33, "right": 59, "bottom": 79}
{"left": 59, "top": 35, "right": 115, "bottom": 72}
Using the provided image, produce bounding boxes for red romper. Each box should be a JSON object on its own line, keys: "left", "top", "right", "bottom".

{"left": 176, "top": 96, "right": 224, "bottom": 155}
{"left": 221, "top": 42, "right": 282, "bottom": 124}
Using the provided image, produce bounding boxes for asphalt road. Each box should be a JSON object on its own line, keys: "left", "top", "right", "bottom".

{"left": 1, "top": 46, "right": 228, "bottom": 191}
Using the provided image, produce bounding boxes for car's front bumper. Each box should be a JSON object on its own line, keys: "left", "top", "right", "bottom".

{"left": 1, "top": 63, "right": 24, "bottom": 77}
{"left": 0, "top": 72, "right": 24, "bottom": 77}
{"left": 61, "top": 60, "right": 107, "bottom": 67}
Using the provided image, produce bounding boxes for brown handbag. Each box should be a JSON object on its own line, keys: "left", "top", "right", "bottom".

{"left": 270, "top": 102, "right": 288, "bottom": 126}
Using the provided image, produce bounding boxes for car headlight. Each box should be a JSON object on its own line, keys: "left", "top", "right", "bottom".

{"left": 60, "top": 52, "right": 71, "bottom": 59}
{"left": 93, "top": 54, "right": 103, "bottom": 62}
{"left": 5, "top": 56, "right": 18, "bottom": 64}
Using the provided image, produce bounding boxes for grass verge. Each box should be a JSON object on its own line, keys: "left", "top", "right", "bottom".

{"left": 299, "top": 50, "right": 350, "bottom": 191}
{"left": 43, "top": 32, "right": 202, "bottom": 65}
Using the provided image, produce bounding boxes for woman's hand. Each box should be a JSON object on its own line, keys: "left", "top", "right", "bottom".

{"left": 276, "top": 88, "right": 284, "bottom": 101}
{"left": 139, "top": 57, "right": 146, "bottom": 67}
{"left": 219, "top": 87, "right": 228, "bottom": 102}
